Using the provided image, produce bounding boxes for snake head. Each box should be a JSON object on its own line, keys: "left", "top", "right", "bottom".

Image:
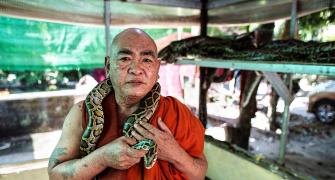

{"left": 132, "top": 139, "right": 157, "bottom": 169}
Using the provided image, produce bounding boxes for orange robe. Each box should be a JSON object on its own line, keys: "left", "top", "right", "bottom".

{"left": 82, "top": 93, "right": 205, "bottom": 180}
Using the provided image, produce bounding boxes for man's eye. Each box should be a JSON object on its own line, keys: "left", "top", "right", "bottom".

{"left": 143, "top": 58, "right": 153, "bottom": 63}
{"left": 120, "top": 57, "right": 131, "bottom": 61}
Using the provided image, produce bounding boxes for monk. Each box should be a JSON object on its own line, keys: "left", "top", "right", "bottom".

{"left": 48, "top": 28, "right": 207, "bottom": 180}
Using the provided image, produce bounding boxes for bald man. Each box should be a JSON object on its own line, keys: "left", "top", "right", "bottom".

{"left": 48, "top": 28, "right": 207, "bottom": 180}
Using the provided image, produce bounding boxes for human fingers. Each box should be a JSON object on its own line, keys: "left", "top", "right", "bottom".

{"left": 139, "top": 121, "right": 161, "bottom": 135}
{"left": 118, "top": 157, "right": 141, "bottom": 170}
{"left": 134, "top": 123, "right": 155, "bottom": 139}
{"left": 123, "top": 136, "right": 137, "bottom": 146}
{"left": 157, "top": 117, "right": 172, "bottom": 134}
{"left": 127, "top": 147, "right": 147, "bottom": 158}
{"left": 131, "top": 130, "right": 145, "bottom": 141}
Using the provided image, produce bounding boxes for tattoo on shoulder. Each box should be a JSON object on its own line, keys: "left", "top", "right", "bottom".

{"left": 49, "top": 147, "right": 68, "bottom": 168}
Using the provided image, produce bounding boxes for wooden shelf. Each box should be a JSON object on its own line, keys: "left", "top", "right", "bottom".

{"left": 176, "top": 58, "right": 335, "bottom": 76}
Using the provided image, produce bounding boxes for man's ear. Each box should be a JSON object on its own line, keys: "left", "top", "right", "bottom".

{"left": 157, "top": 57, "right": 162, "bottom": 65}
{"left": 156, "top": 58, "right": 161, "bottom": 80}
{"left": 104, "top": 56, "right": 110, "bottom": 75}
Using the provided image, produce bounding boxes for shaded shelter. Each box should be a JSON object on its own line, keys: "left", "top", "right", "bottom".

{"left": 0, "top": 0, "right": 335, "bottom": 179}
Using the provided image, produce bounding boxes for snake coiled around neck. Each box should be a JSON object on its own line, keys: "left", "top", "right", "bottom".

{"left": 79, "top": 78, "right": 161, "bottom": 169}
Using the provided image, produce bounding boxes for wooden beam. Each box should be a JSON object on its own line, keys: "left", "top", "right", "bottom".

{"left": 263, "top": 72, "right": 293, "bottom": 104}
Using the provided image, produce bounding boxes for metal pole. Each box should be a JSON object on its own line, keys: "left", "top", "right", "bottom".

{"left": 289, "top": 0, "right": 297, "bottom": 39}
{"left": 279, "top": 74, "right": 293, "bottom": 165}
{"left": 199, "top": 0, "right": 208, "bottom": 127}
{"left": 200, "top": 0, "right": 208, "bottom": 36}
{"left": 278, "top": 0, "right": 297, "bottom": 165}
{"left": 104, "top": 0, "right": 111, "bottom": 57}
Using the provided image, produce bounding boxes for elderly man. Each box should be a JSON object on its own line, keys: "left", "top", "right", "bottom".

{"left": 48, "top": 28, "right": 207, "bottom": 180}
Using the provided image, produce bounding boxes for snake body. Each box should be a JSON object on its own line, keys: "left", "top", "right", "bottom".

{"left": 158, "top": 35, "right": 335, "bottom": 64}
{"left": 80, "top": 78, "right": 161, "bottom": 169}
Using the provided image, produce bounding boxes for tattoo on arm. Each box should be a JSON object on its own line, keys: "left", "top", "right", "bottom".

{"left": 49, "top": 147, "right": 67, "bottom": 169}
{"left": 62, "top": 161, "right": 76, "bottom": 179}
{"left": 49, "top": 147, "right": 78, "bottom": 179}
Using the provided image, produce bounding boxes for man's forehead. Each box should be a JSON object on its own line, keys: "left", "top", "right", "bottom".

{"left": 115, "top": 29, "right": 156, "bottom": 45}
{"left": 114, "top": 40, "right": 157, "bottom": 54}
{"left": 111, "top": 28, "right": 157, "bottom": 55}
{"left": 115, "top": 47, "right": 157, "bottom": 59}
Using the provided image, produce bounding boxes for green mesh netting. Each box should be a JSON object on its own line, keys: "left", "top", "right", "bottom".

{"left": 0, "top": 16, "right": 176, "bottom": 71}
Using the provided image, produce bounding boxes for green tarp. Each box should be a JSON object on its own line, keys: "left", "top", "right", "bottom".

{"left": 0, "top": 16, "right": 176, "bottom": 71}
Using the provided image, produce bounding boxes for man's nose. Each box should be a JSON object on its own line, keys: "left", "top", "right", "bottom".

{"left": 128, "top": 60, "right": 143, "bottom": 75}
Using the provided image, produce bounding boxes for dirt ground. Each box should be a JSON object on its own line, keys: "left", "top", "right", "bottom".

{"left": 250, "top": 116, "right": 335, "bottom": 180}
{"left": 207, "top": 113, "right": 335, "bottom": 180}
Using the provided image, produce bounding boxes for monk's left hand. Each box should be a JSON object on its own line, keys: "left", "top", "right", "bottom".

{"left": 133, "top": 117, "right": 184, "bottom": 163}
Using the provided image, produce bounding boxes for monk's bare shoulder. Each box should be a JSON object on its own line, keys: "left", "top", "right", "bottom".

{"left": 74, "top": 100, "right": 84, "bottom": 112}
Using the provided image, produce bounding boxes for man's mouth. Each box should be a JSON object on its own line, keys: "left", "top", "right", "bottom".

{"left": 127, "top": 80, "right": 144, "bottom": 84}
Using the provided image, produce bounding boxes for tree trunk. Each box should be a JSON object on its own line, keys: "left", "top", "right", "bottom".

{"left": 199, "top": 67, "right": 217, "bottom": 127}
{"left": 268, "top": 87, "right": 279, "bottom": 131}
{"left": 231, "top": 71, "right": 260, "bottom": 149}
{"left": 230, "top": 23, "right": 274, "bottom": 150}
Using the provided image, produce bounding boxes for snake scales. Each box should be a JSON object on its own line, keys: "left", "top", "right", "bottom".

{"left": 158, "top": 34, "right": 335, "bottom": 64}
{"left": 79, "top": 78, "right": 161, "bottom": 169}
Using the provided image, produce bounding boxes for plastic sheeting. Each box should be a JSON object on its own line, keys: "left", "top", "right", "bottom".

{"left": 0, "top": 0, "right": 199, "bottom": 26}
{"left": 0, "top": 0, "right": 333, "bottom": 70}
{"left": 0, "top": 16, "right": 176, "bottom": 71}
{"left": 0, "top": 0, "right": 333, "bottom": 26}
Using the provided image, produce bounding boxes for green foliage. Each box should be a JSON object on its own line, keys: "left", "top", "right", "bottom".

{"left": 299, "top": 8, "right": 335, "bottom": 40}
{"left": 0, "top": 70, "right": 91, "bottom": 92}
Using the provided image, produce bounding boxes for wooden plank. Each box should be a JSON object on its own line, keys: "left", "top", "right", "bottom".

{"left": 263, "top": 72, "right": 293, "bottom": 104}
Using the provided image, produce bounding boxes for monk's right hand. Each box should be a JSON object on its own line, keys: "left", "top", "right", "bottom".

{"left": 101, "top": 136, "right": 147, "bottom": 170}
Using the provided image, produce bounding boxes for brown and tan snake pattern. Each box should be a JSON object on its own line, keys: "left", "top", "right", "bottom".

{"left": 79, "top": 78, "right": 161, "bottom": 169}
